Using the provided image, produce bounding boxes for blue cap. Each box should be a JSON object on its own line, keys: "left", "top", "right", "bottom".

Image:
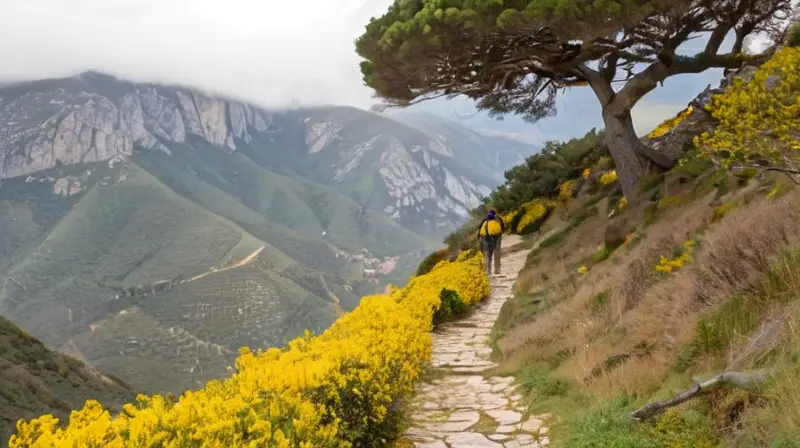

{"left": 487, "top": 210, "right": 496, "bottom": 218}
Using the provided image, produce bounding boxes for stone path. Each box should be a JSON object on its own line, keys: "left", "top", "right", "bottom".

{"left": 401, "top": 236, "right": 551, "bottom": 447}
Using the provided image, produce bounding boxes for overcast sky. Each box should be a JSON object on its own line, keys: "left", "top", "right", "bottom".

{"left": 0, "top": 0, "right": 789, "bottom": 145}
{"left": 0, "top": 0, "right": 390, "bottom": 108}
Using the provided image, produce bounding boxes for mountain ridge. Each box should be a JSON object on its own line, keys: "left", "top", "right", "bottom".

{"left": 0, "top": 71, "right": 537, "bottom": 397}
{"left": 0, "top": 70, "right": 537, "bottom": 235}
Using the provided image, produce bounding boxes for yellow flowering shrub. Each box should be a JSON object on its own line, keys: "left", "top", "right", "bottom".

{"left": 655, "top": 240, "right": 696, "bottom": 274}
{"left": 695, "top": 47, "right": 800, "bottom": 167}
{"left": 558, "top": 179, "right": 579, "bottom": 201}
{"left": 618, "top": 196, "right": 628, "bottom": 210}
{"left": 499, "top": 209, "right": 521, "bottom": 234}
{"left": 600, "top": 170, "right": 618, "bottom": 185}
{"left": 647, "top": 106, "right": 695, "bottom": 139}
{"left": 393, "top": 252, "right": 489, "bottom": 308}
{"left": 515, "top": 199, "right": 553, "bottom": 234}
{"left": 430, "top": 259, "right": 450, "bottom": 271}
{"left": 455, "top": 249, "right": 473, "bottom": 262}
{"left": 582, "top": 168, "right": 591, "bottom": 179}
{"left": 577, "top": 266, "right": 588, "bottom": 275}
{"left": 10, "top": 252, "right": 489, "bottom": 447}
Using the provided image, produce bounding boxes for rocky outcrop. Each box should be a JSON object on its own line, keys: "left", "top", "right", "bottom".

{"left": 641, "top": 66, "right": 759, "bottom": 162}
{"left": 0, "top": 72, "right": 499, "bottom": 234}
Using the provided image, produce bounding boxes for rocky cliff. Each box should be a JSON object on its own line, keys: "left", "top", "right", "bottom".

{"left": 0, "top": 72, "right": 534, "bottom": 235}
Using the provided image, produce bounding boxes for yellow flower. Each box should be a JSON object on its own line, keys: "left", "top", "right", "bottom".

{"left": 654, "top": 240, "right": 696, "bottom": 274}
{"left": 11, "top": 245, "right": 491, "bottom": 446}
{"left": 582, "top": 168, "right": 591, "bottom": 179}
{"left": 696, "top": 48, "right": 800, "bottom": 168}
{"left": 578, "top": 266, "right": 588, "bottom": 275}
{"left": 558, "top": 179, "right": 579, "bottom": 200}
{"left": 647, "top": 106, "right": 695, "bottom": 139}
{"left": 600, "top": 170, "right": 618, "bottom": 185}
{"left": 515, "top": 200, "right": 553, "bottom": 233}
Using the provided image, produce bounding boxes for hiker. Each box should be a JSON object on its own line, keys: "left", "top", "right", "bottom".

{"left": 478, "top": 210, "right": 504, "bottom": 275}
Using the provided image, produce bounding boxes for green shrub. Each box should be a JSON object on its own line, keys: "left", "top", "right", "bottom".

{"left": 710, "top": 202, "right": 732, "bottom": 223}
{"left": 787, "top": 22, "right": 800, "bottom": 47}
{"left": 675, "top": 154, "right": 714, "bottom": 178}
{"left": 565, "top": 395, "right": 718, "bottom": 448}
{"left": 540, "top": 229, "right": 568, "bottom": 248}
{"left": 518, "top": 362, "right": 571, "bottom": 397}
{"left": 647, "top": 409, "right": 719, "bottom": 448}
{"left": 590, "top": 291, "right": 609, "bottom": 313}
{"left": 568, "top": 205, "right": 598, "bottom": 228}
{"left": 696, "top": 168, "right": 732, "bottom": 196}
{"left": 637, "top": 173, "right": 665, "bottom": 193}
{"left": 433, "top": 288, "right": 467, "bottom": 325}
{"left": 592, "top": 245, "right": 619, "bottom": 263}
{"left": 489, "top": 129, "right": 609, "bottom": 212}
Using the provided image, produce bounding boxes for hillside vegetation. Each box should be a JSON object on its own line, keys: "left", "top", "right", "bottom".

{"left": 8, "top": 243, "right": 489, "bottom": 446}
{"left": 0, "top": 316, "right": 135, "bottom": 446}
{"left": 485, "top": 46, "right": 800, "bottom": 447}
{"left": 6, "top": 31, "right": 797, "bottom": 448}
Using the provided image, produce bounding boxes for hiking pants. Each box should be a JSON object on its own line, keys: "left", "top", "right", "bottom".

{"left": 481, "top": 236, "right": 502, "bottom": 274}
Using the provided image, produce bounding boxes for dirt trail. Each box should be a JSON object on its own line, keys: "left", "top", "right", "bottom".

{"left": 401, "top": 235, "right": 551, "bottom": 447}
{"left": 189, "top": 245, "right": 264, "bottom": 282}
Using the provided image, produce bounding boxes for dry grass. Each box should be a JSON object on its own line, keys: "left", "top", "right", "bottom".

{"left": 514, "top": 199, "right": 610, "bottom": 294}
{"left": 497, "top": 188, "right": 800, "bottom": 397}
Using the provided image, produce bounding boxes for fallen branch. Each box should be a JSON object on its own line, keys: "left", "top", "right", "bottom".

{"left": 630, "top": 370, "right": 771, "bottom": 421}
{"left": 733, "top": 164, "right": 800, "bottom": 185}
{"left": 710, "top": 158, "right": 800, "bottom": 185}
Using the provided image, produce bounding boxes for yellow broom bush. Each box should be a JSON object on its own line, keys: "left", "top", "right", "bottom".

{"left": 10, "top": 252, "right": 489, "bottom": 447}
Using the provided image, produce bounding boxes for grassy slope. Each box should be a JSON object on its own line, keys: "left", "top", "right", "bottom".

{"left": 490, "top": 163, "right": 800, "bottom": 447}
{"left": 0, "top": 315, "right": 135, "bottom": 447}
{"left": 139, "top": 137, "right": 436, "bottom": 260}
{"left": 0, "top": 162, "right": 345, "bottom": 394}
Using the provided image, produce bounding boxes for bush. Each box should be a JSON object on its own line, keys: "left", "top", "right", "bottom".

{"left": 11, "top": 249, "right": 491, "bottom": 446}
{"left": 696, "top": 47, "right": 800, "bottom": 169}
{"left": 590, "top": 292, "right": 609, "bottom": 314}
{"left": 433, "top": 288, "right": 468, "bottom": 325}
{"left": 787, "top": 21, "right": 800, "bottom": 47}
{"left": 515, "top": 200, "right": 554, "bottom": 235}
{"left": 489, "top": 129, "right": 609, "bottom": 213}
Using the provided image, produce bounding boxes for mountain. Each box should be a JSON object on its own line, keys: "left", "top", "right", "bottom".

{"left": 0, "top": 72, "right": 537, "bottom": 235}
{"left": 0, "top": 72, "right": 534, "bottom": 395}
{"left": 385, "top": 109, "right": 535, "bottom": 173}
{"left": 0, "top": 315, "right": 135, "bottom": 446}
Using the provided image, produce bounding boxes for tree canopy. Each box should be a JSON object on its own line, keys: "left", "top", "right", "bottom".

{"left": 356, "top": 0, "right": 794, "bottom": 198}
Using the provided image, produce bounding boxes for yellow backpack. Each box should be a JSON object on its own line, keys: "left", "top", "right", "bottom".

{"left": 480, "top": 219, "right": 502, "bottom": 236}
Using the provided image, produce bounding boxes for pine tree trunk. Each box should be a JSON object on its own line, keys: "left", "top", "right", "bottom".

{"left": 584, "top": 66, "right": 677, "bottom": 200}
{"left": 601, "top": 109, "right": 649, "bottom": 200}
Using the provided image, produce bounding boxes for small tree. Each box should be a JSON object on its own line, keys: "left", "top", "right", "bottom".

{"left": 356, "top": 0, "right": 793, "bottom": 199}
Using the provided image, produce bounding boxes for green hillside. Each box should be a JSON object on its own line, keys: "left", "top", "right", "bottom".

{"left": 0, "top": 315, "right": 135, "bottom": 447}
{"left": 0, "top": 160, "right": 390, "bottom": 394}
{"left": 135, "top": 137, "right": 434, "bottom": 260}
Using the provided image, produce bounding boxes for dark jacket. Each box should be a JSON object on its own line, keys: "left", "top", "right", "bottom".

{"left": 477, "top": 216, "right": 505, "bottom": 238}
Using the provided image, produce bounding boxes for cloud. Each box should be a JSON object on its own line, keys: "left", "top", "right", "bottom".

{"left": 0, "top": 0, "right": 792, "bottom": 145}
{"left": 0, "top": 0, "right": 394, "bottom": 109}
